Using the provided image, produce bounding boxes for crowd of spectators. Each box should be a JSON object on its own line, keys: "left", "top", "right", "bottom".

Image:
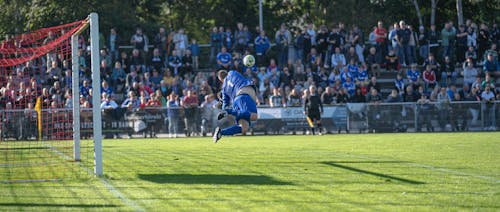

{"left": 1, "top": 18, "right": 499, "bottom": 136}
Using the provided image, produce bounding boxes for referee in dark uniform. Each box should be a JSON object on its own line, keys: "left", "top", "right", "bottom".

{"left": 304, "top": 85, "right": 324, "bottom": 135}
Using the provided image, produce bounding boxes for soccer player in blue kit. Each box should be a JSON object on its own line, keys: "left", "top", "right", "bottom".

{"left": 213, "top": 69, "right": 258, "bottom": 143}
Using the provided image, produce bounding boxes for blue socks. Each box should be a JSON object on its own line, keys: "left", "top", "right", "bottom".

{"left": 221, "top": 125, "right": 242, "bottom": 136}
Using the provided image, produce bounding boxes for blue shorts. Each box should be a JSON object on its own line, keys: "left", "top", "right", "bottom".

{"left": 232, "top": 94, "right": 258, "bottom": 124}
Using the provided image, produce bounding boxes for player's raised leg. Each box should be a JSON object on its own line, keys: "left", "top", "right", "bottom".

{"left": 213, "top": 95, "right": 257, "bottom": 143}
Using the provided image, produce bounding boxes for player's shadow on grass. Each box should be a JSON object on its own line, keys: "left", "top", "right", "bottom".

{"left": 138, "top": 174, "right": 293, "bottom": 185}
{"left": 321, "top": 161, "right": 425, "bottom": 185}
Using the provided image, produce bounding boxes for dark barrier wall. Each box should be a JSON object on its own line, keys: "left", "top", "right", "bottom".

{"left": 0, "top": 101, "right": 497, "bottom": 140}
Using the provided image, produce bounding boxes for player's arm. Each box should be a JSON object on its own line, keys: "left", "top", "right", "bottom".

{"left": 221, "top": 89, "right": 230, "bottom": 110}
{"left": 217, "top": 87, "right": 233, "bottom": 120}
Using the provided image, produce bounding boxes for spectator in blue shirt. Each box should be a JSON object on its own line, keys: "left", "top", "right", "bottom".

{"left": 225, "top": 27, "right": 234, "bottom": 52}
{"left": 100, "top": 80, "right": 113, "bottom": 97}
{"left": 111, "top": 61, "right": 126, "bottom": 92}
{"left": 80, "top": 80, "right": 92, "bottom": 98}
{"left": 342, "top": 77, "right": 356, "bottom": 96}
{"left": 168, "top": 49, "right": 182, "bottom": 76}
{"left": 234, "top": 23, "right": 248, "bottom": 53}
{"left": 447, "top": 84, "right": 457, "bottom": 101}
{"left": 396, "top": 21, "right": 412, "bottom": 65}
{"left": 254, "top": 30, "right": 270, "bottom": 67}
{"left": 216, "top": 46, "right": 232, "bottom": 70}
{"left": 483, "top": 53, "right": 500, "bottom": 78}
{"left": 356, "top": 63, "right": 369, "bottom": 84}
{"left": 394, "top": 73, "right": 405, "bottom": 94}
{"left": 149, "top": 69, "right": 163, "bottom": 90}
{"left": 121, "top": 91, "right": 140, "bottom": 111}
{"left": 347, "top": 59, "right": 359, "bottom": 79}
{"left": 340, "top": 67, "right": 352, "bottom": 83}
{"left": 189, "top": 38, "right": 200, "bottom": 70}
{"left": 166, "top": 92, "right": 180, "bottom": 138}
{"left": 209, "top": 27, "right": 222, "bottom": 66}
{"left": 109, "top": 28, "right": 120, "bottom": 61}
{"left": 406, "top": 64, "right": 420, "bottom": 86}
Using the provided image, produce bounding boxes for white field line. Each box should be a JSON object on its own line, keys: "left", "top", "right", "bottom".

{"left": 99, "top": 177, "right": 145, "bottom": 212}
{"left": 46, "top": 146, "right": 145, "bottom": 212}
{"left": 331, "top": 152, "right": 500, "bottom": 183}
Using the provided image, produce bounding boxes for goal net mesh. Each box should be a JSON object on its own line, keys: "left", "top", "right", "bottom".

{"left": 0, "top": 19, "right": 94, "bottom": 182}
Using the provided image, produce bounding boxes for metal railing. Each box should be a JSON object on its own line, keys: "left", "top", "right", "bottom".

{"left": 345, "top": 101, "right": 498, "bottom": 133}
{"left": 0, "top": 101, "right": 498, "bottom": 140}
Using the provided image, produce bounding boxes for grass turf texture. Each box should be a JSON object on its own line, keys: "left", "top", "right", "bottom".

{"left": 0, "top": 132, "right": 499, "bottom": 211}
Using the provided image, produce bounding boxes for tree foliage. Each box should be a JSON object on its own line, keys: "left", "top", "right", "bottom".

{"left": 0, "top": 0, "right": 498, "bottom": 43}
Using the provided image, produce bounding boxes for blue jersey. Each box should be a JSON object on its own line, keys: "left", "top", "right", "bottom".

{"left": 189, "top": 43, "right": 200, "bottom": 56}
{"left": 407, "top": 69, "right": 420, "bottom": 82}
{"left": 80, "top": 85, "right": 92, "bottom": 97}
{"left": 217, "top": 52, "right": 232, "bottom": 65}
{"left": 101, "top": 86, "right": 113, "bottom": 96}
{"left": 343, "top": 81, "right": 356, "bottom": 96}
{"left": 347, "top": 64, "right": 359, "bottom": 74}
{"left": 394, "top": 79, "right": 405, "bottom": 92}
{"left": 356, "top": 69, "right": 368, "bottom": 82}
{"left": 340, "top": 71, "right": 352, "bottom": 83}
{"left": 221, "top": 70, "right": 255, "bottom": 107}
{"left": 254, "top": 35, "right": 270, "bottom": 55}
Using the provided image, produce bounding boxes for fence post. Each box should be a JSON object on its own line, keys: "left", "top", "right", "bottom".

{"left": 480, "top": 102, "right": 484, "bottom": 130}
{"left": 414, "top": 103, "right": 418, "bottom": 132}
{"left": 346, "top": 105, "right": 350, "bottom": 132}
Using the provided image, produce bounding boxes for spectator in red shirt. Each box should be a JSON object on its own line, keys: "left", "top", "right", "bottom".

{"left": 181, "top": 90, "right": 199, "bottom": 137}
{"left": 139, "top": 82, "right": 153, "bottom": 96}
{"left": 374, "top": 21, "right": 388, "bottom": 62}
{"left": 423, "top": 65, "right": 437, "bottom": 92}
{"left": 147, "top": 93, "right": 162, "bottom": 107}
{"left": 139, "top": 96, "right": 148, "bottom": 109}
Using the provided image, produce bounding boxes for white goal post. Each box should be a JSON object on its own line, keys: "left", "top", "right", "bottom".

{"left": 71, "top": 12, "right": 103, "bottom": 177}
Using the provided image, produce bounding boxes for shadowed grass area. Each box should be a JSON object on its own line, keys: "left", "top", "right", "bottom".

{"left": 0, "top": 132, "right": 499, "bottom": 211}
{"left": 138, "top": 174, "right": 293, "bottom": 185}
{"left": 0, "top": 203, "right": 118, "bottom": 208}
{"left": 321, "top": 161, "right": 425, "bottom": 184}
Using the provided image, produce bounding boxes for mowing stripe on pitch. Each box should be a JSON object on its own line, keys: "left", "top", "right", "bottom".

{"left": 331, "top": 152, "right": 500, "bottom": 183}
{"left": 98, "top": 177, "right": 145, "bottom": 212}
{"left": 46, "top": 146, "right": 145, "bottom": 211}
{"left": 405, "top": 163, "right": 500, "bottom": 183}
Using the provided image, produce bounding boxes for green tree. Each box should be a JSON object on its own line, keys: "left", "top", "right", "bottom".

{"left": 1, "top": 0, "right": 498, "bottom": 44}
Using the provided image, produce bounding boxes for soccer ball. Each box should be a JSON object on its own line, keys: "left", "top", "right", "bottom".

{"left": 243, "top": 54, "right": 255, "bottom": 67}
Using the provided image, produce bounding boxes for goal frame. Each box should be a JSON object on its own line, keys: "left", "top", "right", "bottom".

{"left": 71, "top": 12, "right": 102, "bottom": 177}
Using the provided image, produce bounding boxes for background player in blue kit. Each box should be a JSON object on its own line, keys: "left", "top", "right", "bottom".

{"left": 213, "top": 70, "right": 258, "bottom": 143}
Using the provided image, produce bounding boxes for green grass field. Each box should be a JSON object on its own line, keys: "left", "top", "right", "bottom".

{"left": 1, "top": 132, "right": 499, "bottom": 211}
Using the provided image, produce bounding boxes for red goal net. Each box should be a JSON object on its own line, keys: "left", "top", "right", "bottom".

{"left": 0, "top": 19, "right": 91, "bottom": 182}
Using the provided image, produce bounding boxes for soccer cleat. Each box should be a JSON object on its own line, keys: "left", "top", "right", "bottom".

{"left": 213, "top": 127, "right": 222, "bottom": 143}
{"left": 217, "top": 111, "right": 228, "bottom": 120}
